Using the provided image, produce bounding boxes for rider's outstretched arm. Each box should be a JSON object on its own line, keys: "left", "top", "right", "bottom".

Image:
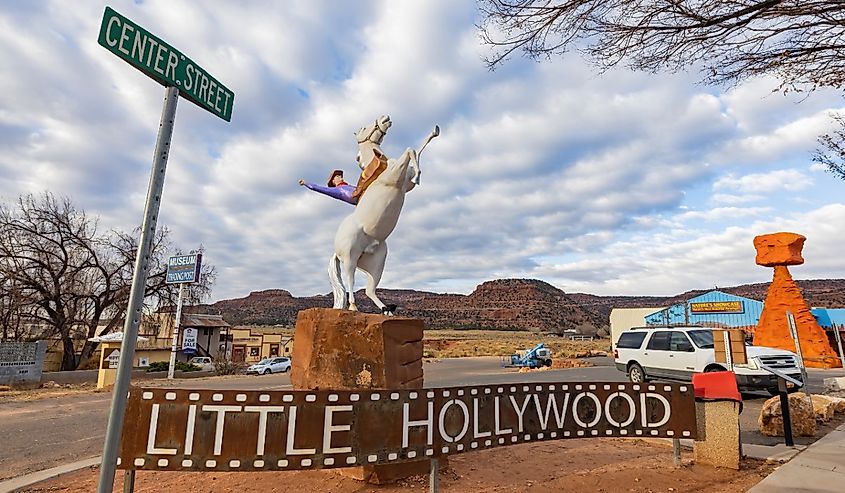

{"left": 300, "top": 181, "right": 358, "bottom": 205}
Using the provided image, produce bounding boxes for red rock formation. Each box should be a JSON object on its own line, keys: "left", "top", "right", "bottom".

{"left": 753, "top": 233, "right": 840, "bottom": 368}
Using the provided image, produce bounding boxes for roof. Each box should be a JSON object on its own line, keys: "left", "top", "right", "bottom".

{"left": 88, "top": 332, "right": 149, "bottom": 342}
{"left": 181, "top": 314, "right": 230, "bottom": 328}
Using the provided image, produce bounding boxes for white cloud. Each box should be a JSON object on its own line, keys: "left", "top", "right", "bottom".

{"left": 713, "top": 169, "right": 813, "bottom": 194}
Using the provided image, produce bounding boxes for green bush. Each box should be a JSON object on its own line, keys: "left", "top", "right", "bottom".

{"left": 145, "top": 361, "right": 168, "bottom": 372}
{"left": 144, "top": 361, "right": 201, "bottom": 372}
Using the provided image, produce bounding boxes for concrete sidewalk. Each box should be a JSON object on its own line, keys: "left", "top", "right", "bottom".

{"left": 748, "top": 422, "right": 845, "bottom": 493}
{"left": 0, "top": 456, "right": 100, "bottom": 493}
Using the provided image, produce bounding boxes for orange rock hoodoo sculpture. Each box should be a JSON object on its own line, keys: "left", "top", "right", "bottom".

{"left": 753, "top": 232, "right": 841, "bottom": 368}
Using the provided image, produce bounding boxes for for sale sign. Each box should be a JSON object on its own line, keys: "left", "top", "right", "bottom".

{"left": 182, "top": 328, "right": 198, "bottom": 352}
{"left": 118, "top": 382, "right": 696, "bottom": 472}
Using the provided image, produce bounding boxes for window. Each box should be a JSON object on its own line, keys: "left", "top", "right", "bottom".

{"left": 617, "top": 332, "right": 647, "bottom": 349}
{"left": 688, "top": 330, "right": 715, "bottom": 349}
{"left": 646, "top": 331, "right": 671, "bottom": 351}
{"left": 669, "top": 332, "right": 694, "bottom": 352}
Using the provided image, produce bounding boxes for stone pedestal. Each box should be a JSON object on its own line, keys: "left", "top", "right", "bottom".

{"left": 693, "top": 400, "right": 741, "bottom": 470}
{"left": 291, "top": 308, "right": 432, "bottom": 483}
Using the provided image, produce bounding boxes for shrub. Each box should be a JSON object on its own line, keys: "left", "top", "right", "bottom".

{"left": 145, "top": 361, "right": 169, "bottom": 372}
{"left": 213, "top": 360, "right": 245, "bottom": 375}
{"left": 144, "top": 361, "right": 201, "bottom": 372}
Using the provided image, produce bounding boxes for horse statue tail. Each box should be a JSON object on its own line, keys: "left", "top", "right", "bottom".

{"left": 327, "top": 253, "right": 346, "bottom": 309}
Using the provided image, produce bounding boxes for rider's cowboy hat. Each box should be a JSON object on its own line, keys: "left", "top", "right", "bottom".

{"left": 327, "top": 169, "right": 344, "bottom": 187}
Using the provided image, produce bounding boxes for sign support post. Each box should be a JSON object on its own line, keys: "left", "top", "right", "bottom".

{"left": 786, "top": 312, "right": 809, "bottom": 387}
{"left": 429, "top": 459, "right": 439, "bottom": 493}
{"left": 96, "top": 6, "right": 232, "bottom": 491}
{"left": 97, "top": 85, "right": 179, "bottom": 493}
{"left": 167, "top": 283, "right": 185, "bottom": 379}
{"left": 833, "top": 324, "right": 845, "bottom": 376}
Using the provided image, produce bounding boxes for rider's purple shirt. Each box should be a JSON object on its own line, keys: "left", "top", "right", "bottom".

{"left": 304, "top": 183, "right": 357, "bottom": 205}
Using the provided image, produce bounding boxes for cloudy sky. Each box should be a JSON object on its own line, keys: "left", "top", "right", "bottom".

{"left": 2, "top": 0, "right": 843, "bottom": 302}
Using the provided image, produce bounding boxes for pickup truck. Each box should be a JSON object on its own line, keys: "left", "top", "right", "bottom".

{"left": 614, "top": 326, "right": 802, "bottom": 394}
{"left": 187, "top": 356, "right": 214, "bottom": 372}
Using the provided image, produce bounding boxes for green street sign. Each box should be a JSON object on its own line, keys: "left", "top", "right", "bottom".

{"left": 98, "top": 6, "right": 234, "bottom": 122}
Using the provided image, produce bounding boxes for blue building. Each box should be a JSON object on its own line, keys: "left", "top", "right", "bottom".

{"left": 645, "top": 290, "right": 845, "bottom": 335}
{"left": 811, "top": 308, "right": 845, "bottom": 330}
{"left": 645, "top": 291, "right": 763, "bottom": 329}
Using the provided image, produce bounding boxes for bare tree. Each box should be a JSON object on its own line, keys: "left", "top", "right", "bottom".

{"left": 813, "top": 114, "right": 845, "bottom": 180}
{"left": 478, "top": 0, "right": 845, "bottom": 176}
{"left": 0, "top": 272, "right": 33, "bottom": 341}
{"left": 0, "top": 193, "right": 216, "bottom": 369}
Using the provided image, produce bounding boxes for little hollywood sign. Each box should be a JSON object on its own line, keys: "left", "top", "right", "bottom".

{"left": 118, "top": 382, "right": 696, "bottom": 472}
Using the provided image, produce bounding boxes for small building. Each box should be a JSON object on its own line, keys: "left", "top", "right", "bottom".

{"left": 610, "top": 307, "right": 665, "bottom": 350}
{"left": 136, "top": 312, "right": 231, "bottom": 366}
{"left": 229, "top": 328, "right": 293, "bottom": 363}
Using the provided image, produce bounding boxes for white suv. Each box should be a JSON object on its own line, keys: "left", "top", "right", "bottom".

{"left": 614, "top": 326, "right": 802, "bottom": 394}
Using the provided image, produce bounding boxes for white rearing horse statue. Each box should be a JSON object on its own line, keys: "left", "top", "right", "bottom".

{"left": 328, "top": 115, "right": 439, "bottom": 314}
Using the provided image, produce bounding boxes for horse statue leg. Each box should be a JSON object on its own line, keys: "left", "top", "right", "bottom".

{"left": 357, "top": 241, "right": 396, "bottom": 315}
{"left": 339, "top": 253, "right": 360, "bottom": 311}
{"left": 327, "top": 254, "right": 346, "bottom": 309}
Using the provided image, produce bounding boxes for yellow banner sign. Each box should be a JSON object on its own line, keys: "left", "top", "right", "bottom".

{"left": 689, "top": 301, "right": 744, "bottom": 314}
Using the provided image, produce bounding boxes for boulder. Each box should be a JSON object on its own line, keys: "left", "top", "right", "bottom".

{"left": 824, "top": 376, "right": 845, "bottom": 392}
{"left": 759, "top": 392, "right": 816, "bottom": 437}
{"left": 810, "top": 394, "right": 837, "bottom": 422}
{"left": 828, "top": 395, "right": 845, "bottom": 413}
{"left": 813, "top": 394, "right": 845, "bottom": 414}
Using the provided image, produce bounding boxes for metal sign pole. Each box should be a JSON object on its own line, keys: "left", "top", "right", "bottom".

{"left": 833, "top": 324, "right": 845, "bottom": 375}
{"left": 122, "top": 470, "right": 135, "bottom": 493}
{"left": 97, "top": 86, "right": 179, "bottom": 493}
{"left": 167, "top": 283, "right": 185, "bottom": 379}
{"left": 723, "top": 330, "right": 733, "bottom": 371}
{"left": 786, "top": 312, "right": 809, "bottom": 387}
{"left": 672, "top": 438, "right": 682, "bottom": 467}
{"left": 429, "top": 458, "right": 439, "bottom": 493}
{"left": 778, "top": 376, "right": 795, "bottom": 447}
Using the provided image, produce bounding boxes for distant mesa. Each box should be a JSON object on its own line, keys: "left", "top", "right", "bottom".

{"left": 206, "top": 277, "right": 845, "bottom": 333}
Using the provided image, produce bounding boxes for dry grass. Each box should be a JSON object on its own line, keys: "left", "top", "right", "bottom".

{"left": 235, "top": 326, "right": 609, "bottom": 360}
{"left": 423, "top": 329, "right": 608, "bottom": 359}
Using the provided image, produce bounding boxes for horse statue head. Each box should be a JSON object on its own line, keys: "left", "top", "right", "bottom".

{"left": 355, "top": 115, "right": 392, "bottom": 169}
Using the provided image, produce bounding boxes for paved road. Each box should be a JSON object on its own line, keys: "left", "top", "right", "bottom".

{"left": 0, "top": 357, "right": 838, "bottom": 480}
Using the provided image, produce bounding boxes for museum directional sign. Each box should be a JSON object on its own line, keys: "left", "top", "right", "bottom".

{"left": 166, "top": 253, "right": 203, "bottom": 284}
{"left": 118, "top": 382, "right": 696, "bottom": 472}
{"left": 98, "top": 6, "right": 234, "bottom": 121}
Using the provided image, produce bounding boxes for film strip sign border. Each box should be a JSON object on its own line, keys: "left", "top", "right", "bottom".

{"left": 118, "top": 382, "right": 696, "bottom": 471}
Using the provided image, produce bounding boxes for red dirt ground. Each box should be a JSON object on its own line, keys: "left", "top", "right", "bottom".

{"left": 22, "top": 439, "right": 774, "bottom": 493}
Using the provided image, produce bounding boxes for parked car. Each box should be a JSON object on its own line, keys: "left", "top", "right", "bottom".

{"left": 187, "top": 356, "right": 214, "bottom": 372}
{"left": 247, "top": 357, "right": 292, "bottom": 375}
{"left": 614, "top": 326, "right": 802, "bottom": 394}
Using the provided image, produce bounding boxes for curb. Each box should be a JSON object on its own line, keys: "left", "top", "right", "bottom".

{"left": 642, "top": 438, "right": 805, "bottom": 463}
{"left": 0, "top": 457, "right": 100, "bottom": 493}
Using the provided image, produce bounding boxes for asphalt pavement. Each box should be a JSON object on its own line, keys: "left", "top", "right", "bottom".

{"left": 0, "top": 356, "right": 839, "bottom": 482}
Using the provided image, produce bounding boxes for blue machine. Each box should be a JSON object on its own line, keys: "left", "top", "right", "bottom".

{"left": 504, "top": 343, "right": 553, "bottom": 368}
